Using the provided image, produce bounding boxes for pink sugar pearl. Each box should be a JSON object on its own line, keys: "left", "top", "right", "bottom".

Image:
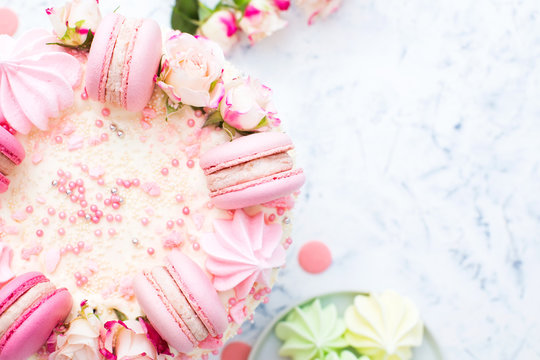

{"left": 147, "top": 248, "right": 155, "bottom": 255}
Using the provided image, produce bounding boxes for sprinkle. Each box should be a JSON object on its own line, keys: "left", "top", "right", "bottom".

{"left": 147, "top": 247, "right": 155, "bottom": 255}
{"left": 100, "top": 133, "right": 109, "bottom": 142}
{"left": 25, "top": 206, "right": 33, "bottom": 213}
{"left": 117, "top": 130, "right": 124, "bottom": 138}
{"left": 51, "top": 180, "right": 58, "bottom": 187}
{"left": 42, "top": 218, "right": 49, "bottom": 225}
{"left": 95, "top": 119, "right": 103, "bottom": 128}
{"left": 111, "top": 188, "right": 118, "bottom": 194}
{"left": 58, "top": 228, "right": 65, "bottom": 236}
{"left": 94, "top": 230, "right": 102, "bottom": 237}
{"left": 108, "top": 228, "right": 116, "bottom": 236}
{"left": 36, "top": 229, "right": 44, "bottom": 237}
{"left": 171, "top": 159, "right": 179, "bottom": 167}
{"left": 69, "top": 216, "right": 76, "bottom": 223}
{"left": 166, "top": 220, "right": 174, "bottom": 229}
{"left": 141, "top": 218, "right": 149, "bottom": 226}
{"left": 283, "top": 217, "right": 290, "bottom": 224}
{"left": 131, "top": 238, "right": 139, "bottom": 245}
{"left": 161, "top": 168, "right": 169, "bottom": 176}
{"left": 187, "top": 119, "right": 195, "bottom": 127}
{"left": 59, "top": 211, "right": 66, "bottom": 220}
{"left": 109, "top": 124, "right": 117, "bottom": 131}
{"left": 182, "top": 207, "right": 190, "bottom": 215}
{"left": 102, "top": 108, "right": 110, "bottom": 117}
{"left": 175, "top": 194, "right": 183, "bottom": 203}
{"left": 85, "top": 214, "right": 92, "bottom": 221}
{"left": 186, "top": 160, "right": 194, "bottom": 168}
{"left": 192, "top": 242, "right": 200, "bottom": 251}
{"left": 55, "top": 136, "right": 63, "bottom": 144}
{"left": 176, "top": 218, "right": 184, "bottom": 227}
{"left": 81, "top": 89, "right": 88, "bottom": 100}
{"left": 132, "top": 178, "right": 140, "bottom": 187}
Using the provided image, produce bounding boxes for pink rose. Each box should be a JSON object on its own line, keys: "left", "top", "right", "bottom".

{"left": 99, "top": 320, "right": 157, "bottom": 360}
{"left": 273, "top": 0, "right": 291, "bottom": 11}
{"left": 198, "top": 10, "right": 240, "bottom": 54}
{"left": 49, "top": 305, "right": 102, "bottom": 360}
{"left": 156, "top": 32, "right": 225, "bottom": 108}
{"left": 220, "top": 77, "right": 275, "bottom": 131}
{"left": 47, "top": 0, "right": 102, "bottom": 46}
{"left": 296, "top": 0, "right": 341, "bottom": 24}
{"left": 239, "top": 0, "right": 287, "bottom": 44}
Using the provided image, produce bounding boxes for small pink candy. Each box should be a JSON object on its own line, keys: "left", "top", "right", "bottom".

{"left": 100, "top": 133, "right": 109, "bottom": 142}
{"left": 104, "top": 199, "right": 111, "bottom": 206}
{"left": 96, "top": 193, "right": 102, "bottom": 200}
{"left": 77, "top": 210, "right": 85, "bottom": 217}
{"left": 80, "top": 200, "right": 88, "bottom": 208}
{"left": 65, "top": 171, "right": 71, "bottom": 179}
{"left": 95, "top": 119, "right": 103, "bottom": 127}
{"left": 73, "top": 247, "right": 80, "bottom": 255}
{"left": 182, "top": 207, "right": 190, "bottom": 215}
{"left": 123, "top": 180, "right": 131, "bottom": 188}
{"left": 95, "top": 210, "right": 103, "bottom": 218}
{"left": 68, "top": 181, "right": 76, "bottom": 189}
{"left": 76, "top": 179, "right": 84, "bottom": 186}
{"left": 81, "top": 276, "right": 88, "bottom": 283}
{"left": 74, "top": 272, "right": 82, "bottom": 279}
{"left": 77, "top": 241, "right": 85, "bottom": 248}
{"left": 58, "top": 228, "right": 65, "bottom": 236}
{"left": 91, "top": 217, "right": 99, "bottom": 224}
{"left": 94, "top": 230, "right": 102, "bottom": 237}
{"left": 69, "top": 216, "right": 76, "bottom": 223}
{"left": 141, "top": 218, "right": 149, "bottom": 226}
{"left": 42, "top": 218, "right": 49, "bottom": 226}
{"left": 81, "top": 89, "right": 88, "bottom": 100}
{"left": 161, "top": 168, "right": 169, "bottom": 176}
{"left": 57, "top": 169, "right": 64, "bottom": 177}
{"left": 78, "top": 187, "right": 85, "bottom": 194}
{"left": 25, "top": 206, "right": 33, "bottom": 213}
{"left": 36, "top": 229, "right": 44, "bottom": 237}
{"left": 187, "top": 119, "right": 195, "bottom": 127}
{"left": 97, "top": 179, "right": 105, "bottom": 186}
{"left": 106, "top": 214, "right": 114, "bottom": 222}
{"left": 186, "top": 160, "right": 194, "bottom": 168}
{"left": 176, "top": 218, "right": 184, "bottom": 227}
{"left": 101, "top": 108, "right": 110, "bottom": 116}
{"left": 76, "top": 280, "right": 83, "bottom": 287}
{"left": 108, "top": 228, "right": 116, "bottom": 236}
{"left": 175, "top": 194, "right": 183, "bottom": 203}
{"left": 55, "top": 136, "right": 63, "bottom": 144}
{"left": 115, "top": 215, "right": 122, "bottom": 222}
{"left": 90, "top": 204, "right": 98, "bottom": 212}
{"left": 269, "top": 214, "right": 276, "bottom": 222}
{"left": 194, "top": 110, "right": 203, "bottom": 117}
{"left": 166, "top": 220, "right": 174, "bottom": 229}
{"left": 132, "top": 178, "right": 140, "bottom": 187}
{"left": 192, "top": 242, "right": 200, "bottom": 251}
{"left": 112, "top": 202, "right": 120, "bottom": 210}
{"left": 147, "top": 248, "right": 155, "bottom": 255}
{"left": 66, "top": 244, "right": 73, "bottom": 252}
{"left": 58, "top": 185, "right": 66, "bottom": 193}
{"left": 59, "top": 211, "right": 66, "bottom": 220}
{"left": 171, "top": 159, "right": 179, "bottom": 167}
{"left": 81, "top": 164, "right": 88, "bottom": 172}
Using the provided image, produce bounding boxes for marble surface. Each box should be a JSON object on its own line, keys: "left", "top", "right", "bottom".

{"left": 2, "top": 0, "right": 540, "bottom": 359}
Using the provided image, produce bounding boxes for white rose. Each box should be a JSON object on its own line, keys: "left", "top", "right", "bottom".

{"left": 100, "top": 320, "right": 157, "bottom": 360}
{"left": 46, "top": 0, "right": 102, "bottom": 47}
{"left": 156, "top": 31, "right": 225, "bottom": 108}
{"left": 198, "top": 10, "right": 240, "bottom": 54}
{"left": 296, "top": 0, "right": 341, "bottom": 24}
{"left": 220, "top": 77, "right": 275, "bottom": 131}
{"left": 49, "top": 306, "right": 102, "bottom": 360}
{"left": 239, "top": 0, "right": 287, "bottom": 43}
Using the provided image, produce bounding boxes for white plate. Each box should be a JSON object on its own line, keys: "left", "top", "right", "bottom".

{"left": 248, "top": 291, "right": 444, "bottom": 360}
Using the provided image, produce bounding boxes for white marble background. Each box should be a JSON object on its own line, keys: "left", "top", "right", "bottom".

{"left": 2, "top": 0, "right": 540, "bottom": 359}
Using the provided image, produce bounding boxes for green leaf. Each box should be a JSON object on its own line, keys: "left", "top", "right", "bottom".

{"left": 112, "top": 308, "right": 128, "bottom": 322}
{"left": 165, "top": 100, "right": 181, "bottom": 121}
{"left": 171, "top": 0, "right": 200, "bottom": 34}
{"left": 255, "top": 116, "right": 269, "bottom": 129}
{"left": 46, "top": 28, "right": 95, "bottom": 51}
{"left": 222, "top": 122, "right": 237, "bottom": 140}
{"left": 202, "top": 111, "right": 224, "bottom": 128}
{"left": 198, "top": 2, "right": 213, "bottom": 23}
{"left": 234, "top": 0, "right": 251, "bottom": 12}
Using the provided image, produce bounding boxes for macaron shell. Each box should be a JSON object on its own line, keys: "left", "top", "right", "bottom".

{"left": 133, "top": 273, "right": 195, "bottom": 353}
{"left": 167, "top": 250, "right": 228, "bottom": 337}
{"left": 0, "top": 288, "right": 72, "bottom": 360}
{"left": 0, "top": 126, "right": 25, "bottom": 164}
{"left": 211, "top": 169, "right": 305, "bottom": 210}
{"left": 124, "top": 18, "right": 161, "bottom": 112}
{"left": 0, "top": 272, "right": 45, "bottom": 314}
{"left": 200, "top": 132, "right": 293, "bottom": 172}
{"left": 86, "top": 13, "right": 122, "bottom": 102}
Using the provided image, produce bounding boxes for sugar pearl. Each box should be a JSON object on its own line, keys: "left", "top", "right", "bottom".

{"left": 147, "top": 248, "right": 155, "bottom": 255}
{"left": 36, "top": 229, "right": 44, "bottom": 237}
{"left": 25, "top": 206, "right": 33, "bottom": 213}
{"left": 186, "top": 160, "right": 194, "bottom": 168}
{"left": 182, "top": 207, "right": 190, "bottom": 215}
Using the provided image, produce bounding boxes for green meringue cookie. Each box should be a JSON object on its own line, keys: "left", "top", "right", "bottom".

{"left": 322, "top": 350, "right": 370, "bottom": 360}
{"left": 344, "top": 291, "right": 424, "bottom": 360}
{"left": 276, "top": 299, "right": 348, "bottom": 360}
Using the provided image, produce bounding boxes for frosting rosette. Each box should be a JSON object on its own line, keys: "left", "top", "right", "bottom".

{"left": 49, "top": 303, "right": 102, "bottom": 360}
{"left": 156, "top": 31, "right": 225, "bottom": 108}
{"left": 296, "top": 0, "right": 341, "bottom": 24}
{"left": 276, "top": 299, "right": 348, "bottom": 360}
{"left": 344, "top": 291, "right": 424, "bottom": 360}
{"left": 0, "top": 29, "right": 81, "bottom": 134}
{"left": 201, "top": 209, "right": 286, "bottom": 299}
{"left": 47, "top": 0, "right": 102, "bottom": 48}
{"left": 239, "top": 0, "right": 287, "bottom": 43}
{"left": 220, "top": 77, "right": 275, "bottom": 131}
{"left": 198, "top": 10, "right": 240, "bottom": 54}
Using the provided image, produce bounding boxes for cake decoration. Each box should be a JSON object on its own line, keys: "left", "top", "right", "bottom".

{"left": 344, "top": 291, "right": 424, "bottom": 360}
{"left": 133, "top": 251, "right": 228, "bottom": 354}
{"left": 201, "top": 209, "right": 286, "bottom": 299}
{"left": 156, "top": 31, "right": 225, "bottom": 109}
{"left": 86, "top": 13, "right": 162, "bottom": 111}
{"left": 171, "top": 0, "right": 341, "bottom": 54}
{"left": 0, "top": 29, "right": 81, "bottom": 134}
{"left": 199, "top": 132, "right": 305, "bottom": 209}
{"left": 298, "top": 240, "right": 332, "bottom": 274}
{"left": 275, "top": 299, "right": 348, "bottom": 360}
{"left": 0, "top": 1, "right": 303, "bottom": 357}
{"left": 0, "top": 126, "right": 25, "bottom": 193}
{"left": 46, "top": 0, "right": 102, "bottom": 49}
{"left": 0, "top": 272, "right": 73, "bottom": 360}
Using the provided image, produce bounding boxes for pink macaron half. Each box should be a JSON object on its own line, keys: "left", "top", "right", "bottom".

{"left": 0, "top": 125, "right": 25, "bottom": 193}
{"left": 133, "top": 251, "right": 228, "bottom": 354}
{"left": 199, "top": 132, "right": 305, "bottom": 209}
{"left": 0, "top": 272, "right": 73, "bottom": 360}
{"left": 86, "top": 13, "right": 162, "bottom": 112}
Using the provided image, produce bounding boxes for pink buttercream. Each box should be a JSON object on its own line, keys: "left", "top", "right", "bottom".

{"left": 201, "top": 210, "right": 286, "bottom": 299}
{"left": 0, "top": 29, "right": 81, "bottom": 134}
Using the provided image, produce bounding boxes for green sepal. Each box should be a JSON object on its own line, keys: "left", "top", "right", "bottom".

{"left": 112, "top": 308, "right": 128, "bottom": 322}
{"left": 202, "top": 111, "right": 224, "bottom": 128}
{"left": 47, "top": 28, "right": 95, "bottom": 51}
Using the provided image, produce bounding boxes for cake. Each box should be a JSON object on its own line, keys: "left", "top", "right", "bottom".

{"left": 0, "top": 1, "right": 304, "bottom": 359}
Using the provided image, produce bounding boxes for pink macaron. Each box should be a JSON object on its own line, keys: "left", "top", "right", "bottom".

{"left": 133, "top": 250, "right": 228, "bottom": 354}
{"left": 86, "top": 13, "right": 162, "bottom": 112}
{"left": 0, "top": 125, "right": 25, "bottom": 193}
{"left": 0, "top": 272, "right": 73, "bottom": 360}
{"left": 199, "top": 132, "right": 305, "bottom": 209}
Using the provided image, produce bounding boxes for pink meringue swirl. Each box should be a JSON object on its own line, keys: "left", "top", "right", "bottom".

{"left": 0, "top": 29, "right": 81, "bottom": 134}
{"left": 201, "top": 209, "right": 286, "bottom": 299}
